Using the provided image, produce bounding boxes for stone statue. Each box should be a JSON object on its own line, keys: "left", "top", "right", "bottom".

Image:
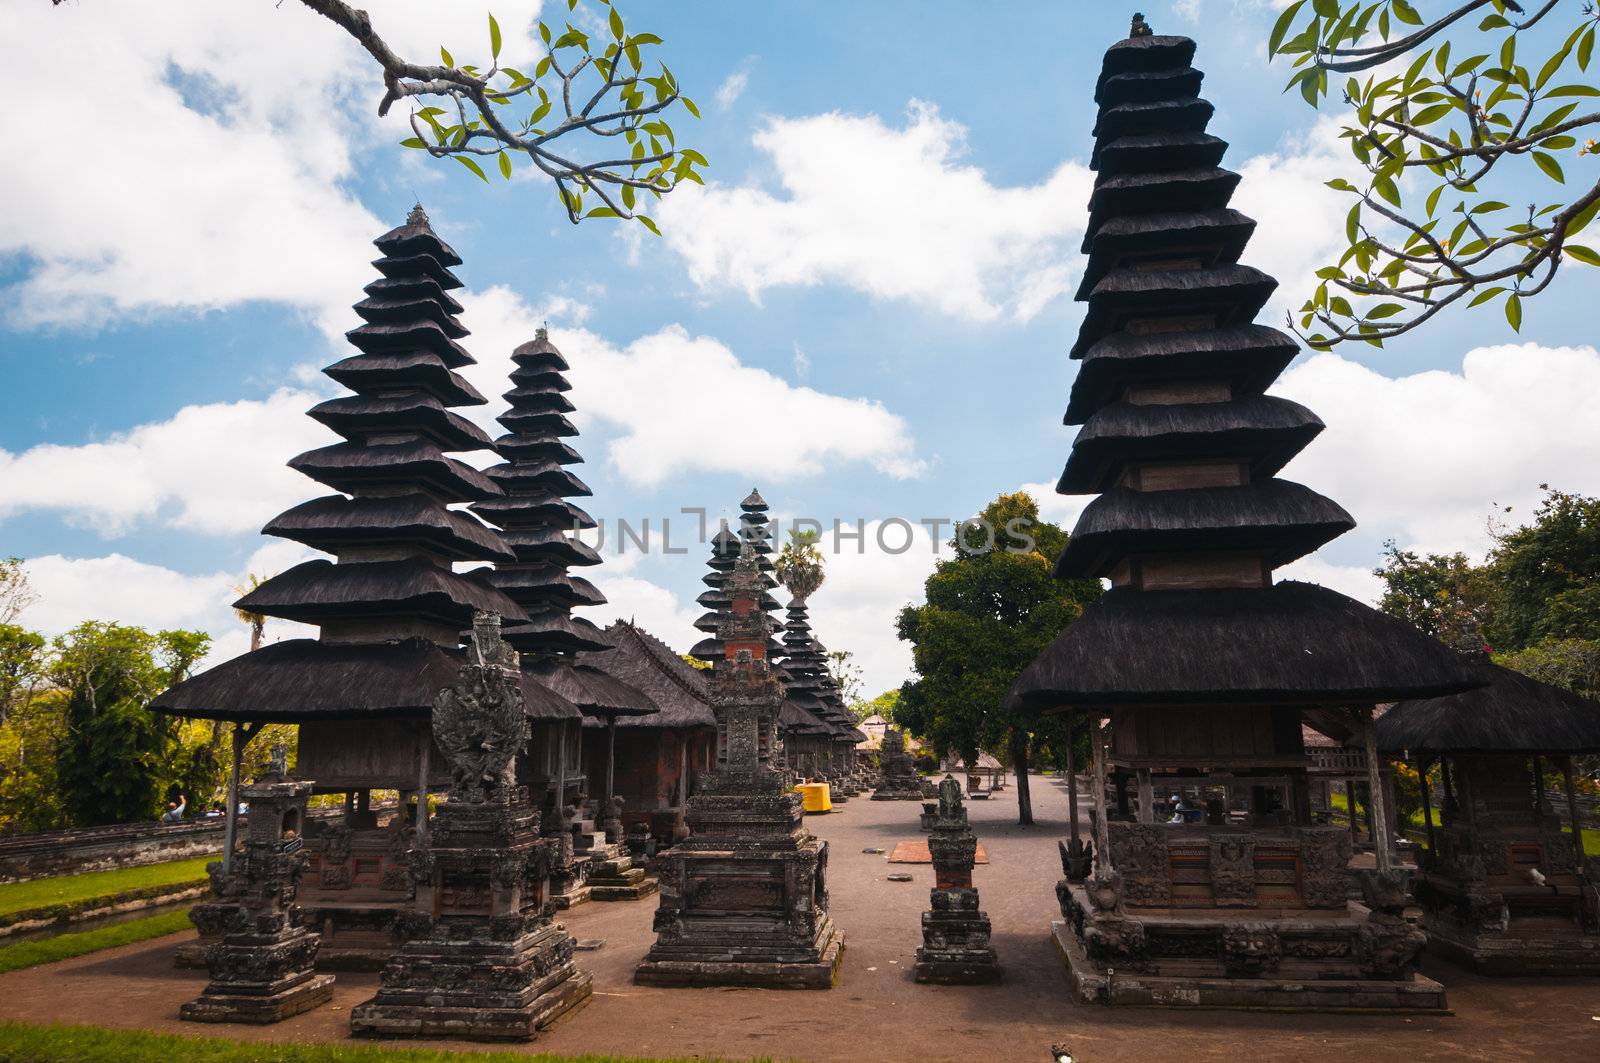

{"left": 432, "top": 614, "right": 527, "bottom": 804}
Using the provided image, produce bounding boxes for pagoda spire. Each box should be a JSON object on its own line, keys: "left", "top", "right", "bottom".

{"left": 469, "top": 326, "right": 612, "bottom": 656}
{"left": 688, "top": 526, "right": 742, "bottom": 664}
{"left": 240, "top": 206, "right": 522, "bottom": 645}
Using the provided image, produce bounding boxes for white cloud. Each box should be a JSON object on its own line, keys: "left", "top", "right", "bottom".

{"left": 455, "top": 286, "right": 929, "bottom": 487}
{"left": 582, "top": 574, "right": 702, "bottom": 651}
{"left": 1273, "top": 342, "right": 1600, "bottom": 556}
{"left": 657, "top": 100, "right": 1093, "bottom": 323}
{"left": 1278, "top": 554, "right": 1384, "bottom": 603}
{"left": 18, "top": 547, "right": 319, "bottom": 671}
{"left": 1, "top": 1, "right": 542, "bottom": 337}
{"left": 1021, "top": 480, "right": 1091, "bottom": 533}
{"left": 715, "top": 59, "right": 755, "bottom": 110}
{"left": 0, "top": 389, "right": 331, "bottom": 537}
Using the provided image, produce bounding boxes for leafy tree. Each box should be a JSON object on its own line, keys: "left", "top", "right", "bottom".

{"left": 1485, "top": 485, "right": 1600, "bottom": 649}
{"left": 49, "top": 623, "right": 212, "bottom": 826}
{"left": 1270, "top": 0, "right": 1600, "bottom": 347}
{"left": 852, "top": 687, "right": 900, "bottom": 724}
{"left": 1499, "top": 637, "right": 1600, "bottom": 696}
{"left": 0, "top": 625, "right": 47, "bottom": 725}
{"left": 825, "top": 649, "right": 864, "bottom": 704}
{"left": 774, "top": 529, "right": 826, "bottom": 603}
{"left": 0, "top": 688, "right": 69, "bottom": 834}
{"left": 0, "top": 558, "right": 35, "bottom": 627}
{"left": 299, "top": 0, "right": 706, "bottom": 231}
{"left": 1373, "top": 539, "right": 1497, "bottom": 648}
{"left": 895, "top": 492, "right": 1102, "bottom": 824}
{"left": 233, "top": 573, "right": 270, "bottom": 653}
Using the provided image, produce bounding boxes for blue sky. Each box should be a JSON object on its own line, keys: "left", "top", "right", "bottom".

{"left": 3, "top": 1, "right": 1598, "bottom": 693}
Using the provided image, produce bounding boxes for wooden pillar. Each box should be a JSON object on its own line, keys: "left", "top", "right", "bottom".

{"left": 605, "top": 717, "right": 617, "bottom": 808}
{"left": 1065, "top": 712, "right": 1081, "bottom": 854}
{"left": 1382, "top": 766, "right": 1400, "bottom": 847}
{"left": 1531, "top": 754, "right": 1544, "bottom": 813}
{"left": 415, "top": 733, "right": 431, "bottom": 844}
{"left": 1346, "top": 779, "right": 1361, "bottom": 842}
{"left": 1359, "top": 707, "right": 1394, "bottom": 873}
{"left": 1114, "top": 770, "right": 1130, "bottom": 817}
{"left": 1418, "top": 756, "right": 1437, "bottom": 855}
{"left": 222, "top": 723, "right": 245, "bottom": 877}
{"left": 1136, "top": 767, "right": 1154, "bottom": 824}
{"left": 678, "top": 733, "right": 689, "bottom": 810}
{"left": 1563, "top": 755, "right": 1585, "bottom": 869}
{"left": 1091, "top": 717, "right": 1113, "bottom": 874}
{"left": 1440, "top": 755, "right": 1456, "bottom": 817}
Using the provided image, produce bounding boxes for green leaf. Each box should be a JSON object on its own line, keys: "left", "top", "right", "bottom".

{"left": 682, "top": 96, "right": 701, "bottom": 118}
{"left": 535, "top": 55, "right": 552, "bottom": 79}
{"left": 585, "top": 207, "right": 619, "bottom": 219}
{"left": 630, "top": 33, "right": 664, "bottom": 46}
{"left": 1580, "top": 26, "right": 1595, "bottom": 72}
{"left": 1533, "top": 151, "right": 1565, "bottom": 183}
{"left": 1505, "top": 293, "right": 1522, "bottom": 331}
{"left": 1325, "top": 178, "right": 1358, "bottom": 192}
{"left": 1392, "top": 0, "right": 1422, "bottom": 27}
{"left": 1470, "top": 200, "right": 1510, "bottom": 214}
{"left": 636, "top": 214, "right": 661, "bottom": 236}
{"left": 1425, "top": 184, "right": 1444, "bottom": 217}
{"left": 1479, "top": 13, "right": 1510, "bottom": 31}
{"left": 1366, "top": 302, "right": 1404, "bottom": 319}
{"left": 1268, "top": 1, "right": 1306, "bottom": 57}
{"left": 1372, "top": 174, "right": 1401, "bottom": 207}
{"left": 497, "top": 151, "right": 512, "bottom": 179}
{"left": 1346, "top": 202, "right": 1362, "bottom": 243}
{"left": 1545, "top": 84, "right": 1600, "bottom": 98}
{"left": 1540, "top": 135, "right": 1577, "bottom": 150}
{"left": 1536, "top": 47, "right": 1569, "bottom": 90}
{"left": 539, "top": 20, "right": 551, "bottom": 45}
{"left": 1569, "top": 197, "right": 1600, "bottom": 236}
{"left": 609, "top": 6, "right": 624, "bottom": 39}
{"left": 1311, "top": 0, "right": 1338, "bottom": 18}
{"left": 1468, "top": 286, "right": 1506, "bottom": 307}
{"left": 1565, "top": 244, "right": 1600, "bottom": 266}
{"left": 399, "top": 137, "right": 427, "bottom": 149}
{"left": 489, "top": 13, "right": 502, "bottom": 59}
{"left": 440, "top": 46, "right": 455, "bottom": 68}
{"left": 1411, "top": 103, "right": 1453, "bottom": 127}
{"left": 453, "top": 155, "right": 489, "bottom": 183}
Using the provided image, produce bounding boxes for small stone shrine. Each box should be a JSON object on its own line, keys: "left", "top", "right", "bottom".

{"left": 872, "top": 728, "right": 922, "bottom": 801}
{"left": 350, "top": 614, "right": 592, "bottom": 1041}
{"left": 915, "top": 776, "right": 1001, "bottom": 984}
{"left": 181, "top": 746, "right": 334, "bottom": 1024}
{"left": 1005, "top": 20, "right": 1484, "bottom": 1012}
{"left": 635, "top": 542, "right": 844, "bottom": 989}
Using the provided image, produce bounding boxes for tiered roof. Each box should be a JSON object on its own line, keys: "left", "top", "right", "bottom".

{"left": 1376, "top": 661, "right": 1600, "bottom": 755}
{"left": 472, "top": 328, "right": 654, "bottom": 718}
{"left": 688, "top": 527, "right": 741, "bottom": 663}
{"left": 781, "top": 600, "right": 866, "bottom": 746}
{"left": 1008, "top": 29, "right": 1481, "bottom": 711}
{"left": 583, "top": 622, "right": 716, "bottom": 732}
{"left": 153, "top": 206, "right": 576, "bottom": 722}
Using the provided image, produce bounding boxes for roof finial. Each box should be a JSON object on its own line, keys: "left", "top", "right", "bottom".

{"left": 535, "top": 324, "right": 549, "bottom": 341}
{"left": 406, "top": 202, "right": 430, "bottom": 227}
{"left": 1130, "top": 12, "right": 1152, "bottom": 37}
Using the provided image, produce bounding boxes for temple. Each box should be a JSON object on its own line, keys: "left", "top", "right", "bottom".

{"left": 635, "top": 542, "right": 844, "bottom": 988}
{"left": 470, "top": 328, "right": 659, "bottom": 905}
{"left": 153, "top": 207, "right": 573, "bottom": 967}
{"left": 1375, "top": 661, "right": 1600, "bottom": 974}
{"left": 872, "top": 728, "right": 922, "bottom": 801}
{"left": 1007, "top": 24, "right": 1484, "bottom": 1011}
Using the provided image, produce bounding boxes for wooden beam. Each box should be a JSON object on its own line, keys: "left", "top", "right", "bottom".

{"left": 1065, "top": 711, "right": 1081, "bottom": 852}
{"left": 1563, "top": 755, "right": 1585, "bottom": 870}
{"left": 1091, "top": 718, "right": 1113, "bottom": 875}
{"left": 1359, "top": 707, "right": 1393, "bottom": 873}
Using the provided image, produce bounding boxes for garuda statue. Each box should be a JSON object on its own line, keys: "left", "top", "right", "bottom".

{"left": 433, "top": 612, "right": 527, "bottom": 804}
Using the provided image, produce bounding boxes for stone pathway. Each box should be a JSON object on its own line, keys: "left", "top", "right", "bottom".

{"left": 0, "top": 776, "right": 1596, "bottom": 1062}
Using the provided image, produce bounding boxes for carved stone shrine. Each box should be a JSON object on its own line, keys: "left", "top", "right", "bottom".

{"left": 915, "top": 776, "right": 1001, "bottom": 984}
{"left": 871, "top": 728, "right": 922, "bottom": 801}
{"left": 635, "top": 542, "right": 844, "bottom": 989}
{"left": 180, "top": 747, "right": 334, "bottom": 1024}
{"left": 350, "top": 615, "right": 592, "bottom": 1041}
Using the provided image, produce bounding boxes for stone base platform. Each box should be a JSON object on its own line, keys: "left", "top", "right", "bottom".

{"left": 551, "top": 885, "right": 593, "bottom": 909}
{"left": 871, "top": 788, "right": 923, "bottom": 801}
{"left": 1424, "top": 917, "right": 1600, "bottom": 976}
{"left": 634, "top": 926, "right": 844, "bottom": 990}
{"left": 914, "top": 953, "right": 1002, "bottom": 985}
{"left": 350, "top": 970, "right": 592, "bottom": 1042}
{"left": 1051, "top": 921, "right": 1450, "bottom": 1013}
{"left": 179, "top": 972, "right": 335, "bottom": 1025}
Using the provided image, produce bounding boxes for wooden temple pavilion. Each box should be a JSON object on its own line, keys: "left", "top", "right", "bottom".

{"left": 152, "top": 206, "right": 583, "bottom": 967}
{"left": 468, "top": 327, "right": 658, "bottom": 904}
{"left": 1005, "top": 24, "right": 1484, "bottom": 1011}
{"left": 1375, "top": 661, "right": 1600, "bottom": 974}
{"left": 576, "top": 621, "right": 717, "bottom": 849}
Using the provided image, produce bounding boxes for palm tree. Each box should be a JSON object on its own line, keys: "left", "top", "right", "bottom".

{"left": 774, "top": 529, "right": 826, "bottom": 603}
{"left": 232, "top": 573, "right": 269, "bottom": 652}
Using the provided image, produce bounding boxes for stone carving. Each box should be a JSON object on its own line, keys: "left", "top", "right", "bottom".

{"left": 1221, "top": 924, "right": 1282, "bottom": 978}
{"left": 1083, "top": 914, "right": 1150, "bottom": 971}
{"left": 916, "top": 776, "right": 1001, "bottom": 984}
{"left": 1356, "top": 918, "right": 1428, "bottom": 979}
{"left": 181, "top": 751, "right": 334, "bottom": 1024}
{"left": 871, "top": 728, "right": 922, "bottom": 800}
{"left": 1209, "top": 835, "right": 1257, "bottom": 906}
{"left": 350, "top": 613, "right": 592, "bottom": 1042}
{"left": 1110, "top": 823, "right": 1170, "bottom": 906}
{"left": 431, "top": 614, "right": 526, "bottom": 805}
{"left": 1298, "top": 826, "right": 1353, "bottom": 908}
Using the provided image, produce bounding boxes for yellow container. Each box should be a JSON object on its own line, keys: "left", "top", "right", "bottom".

{"left": 793, "top": 782, "right": 833, "bottom": 813}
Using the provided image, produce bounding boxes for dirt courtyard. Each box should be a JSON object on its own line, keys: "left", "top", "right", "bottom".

{"left": 2, "top": 777, "right": 1597, "bottom": 1062}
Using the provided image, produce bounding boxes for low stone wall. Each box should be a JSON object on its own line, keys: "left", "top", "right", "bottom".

{"left": 0, "top": 880, "right": 209, "bottom": 941}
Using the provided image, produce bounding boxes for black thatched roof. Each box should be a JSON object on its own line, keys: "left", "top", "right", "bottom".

{"left": 1376, "top": 661, "right": 1600, "bottom": 754}
{"left": 1071, "top": 264, "right": 1274, "bottom": 357}
{"left": 288, "top": 439, "right": 501, "bottom": 501}
{"left": 1078, "top": 208, "right": 1255, "bottom": 297}
{"left": 688, "top": 525, "right": 743, "bottom": 665}
{"left": 309, "top": 394, "right": 493, "bottom": 452}
{"left": 375, "top": 207, "right": 464, "bottom": 265}
{"left": 151, "top": 637, "right": 579, "bottom": 722}
{"left": 1056, "top": 479, "right": 1354, "bottom": 578}
{"left": 264, "top": 494, "right": 516, "bottom": 562}
{"left": 323, "top": 351, "right": 485, "bottom": 407}
{"left": 525, "top": 656, "right": 656, "bottom": 718}
{"left": 1058, "top": 395, "right": 1323, "bottom": 493}
{"left": 1008, "top": 581, "right": 1487, "bottom": 711}
{"left": 237, "top": 558, "right": 525, "bottom": 626}
{"left": 580, "top": 622, "right": 715, "bottom": 730}
{"left": 1065, "top": 324, "right": 1298, "bottom": 422}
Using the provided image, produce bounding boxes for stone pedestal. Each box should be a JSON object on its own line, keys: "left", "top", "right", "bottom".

{"left": 915, "top": 778, "right": 1000, "bottom": 984}
{"left": 182, "top": 754, "right": 335, "bottom": 1024}
{"left": 635, "top": 543, "right": 843, "bottom": 989}
{"left": 871, "top": 728, "right": 922, "bottom": 800}
{"left": 350, "top": 615, "right": 592, "bottom": 1041}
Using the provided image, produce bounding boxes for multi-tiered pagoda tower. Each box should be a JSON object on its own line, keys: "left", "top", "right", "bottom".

{"left": 688, "top": 526, "right": 741, "bottom": 664}
{"left": 470, "top": 328, "right": 657, "bottom": 905}
{"left": 154, "top": 206, "right": 568, "bottom": 966}
{"left": 1007, "top": 24, "right": 1481, "bottom": 1012}
{"left": 781, "top": 600, "right": 864, "bottom": 797}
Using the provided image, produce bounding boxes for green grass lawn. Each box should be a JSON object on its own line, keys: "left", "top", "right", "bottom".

{"left": 0, "top": 909, "right": 193, "bottom": 975}
{"left": 1329, "top": 789, "right": 1600, "bottom": 854}
{"left": 0, "top": 1023, "right": 759, "bottom": 1063}
{"left": 0, "top": 857, "right": 212, "bottom": 919}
